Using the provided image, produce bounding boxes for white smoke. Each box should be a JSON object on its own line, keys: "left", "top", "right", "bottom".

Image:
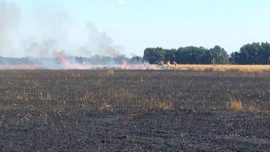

{"left": 0, "top": 0, "right": 21, "bottom": 56}
{"left": 84, "top": 21, "right": 121, "bottom": 57}
{"left": 0, "top": 0, "right": 121, "bottom": 58}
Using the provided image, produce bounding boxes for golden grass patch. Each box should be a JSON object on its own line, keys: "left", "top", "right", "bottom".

{"left": 154, "top": 101, "right": 174, "bottom": 111}
{"left": 227, "top": 100, "right": 270, "bottom": 114}
{"left": 159, "top": 64, "right": 270, "bottom": 72}
{"left": 228, "top": 100, "right": 244, "bottom": 111}
{"left": 46, "top": 92, "right": 52, "bottom": 101}
{"left": 107, "top": 69, "right": 115, "bottom": 76}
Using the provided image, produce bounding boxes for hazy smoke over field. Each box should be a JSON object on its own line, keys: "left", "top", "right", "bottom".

{"left": 0, "top": 0, "right": 21, "bottom": 56}
{"left": 0, "top": 0, "right": 121, "bottom": 58}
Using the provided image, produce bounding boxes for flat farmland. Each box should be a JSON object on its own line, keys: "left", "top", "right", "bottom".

{"left": 0, "top": 70, "right": 270, "bottom": 151}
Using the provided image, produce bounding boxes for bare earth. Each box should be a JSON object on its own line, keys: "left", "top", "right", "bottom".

{"left": 0, "top": 70, "right": 270, "bottom": 151}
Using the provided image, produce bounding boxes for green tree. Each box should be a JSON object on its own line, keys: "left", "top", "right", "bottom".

{"left": 164, "top": 49, "right": 176, "bottom": 63}
{"left": 131, "top": 56, "right": 143, "bottom": 63}
{"left": 143, "top": 47, "right": 166, "bottom": 64}
{"left": 231, "top": 42, "right": 270, "bottom": 64}
{"left": 176, "top": 46, "right": 207, "bottom": 64}
{"left": 202, "top": 45, "right": 229, "bottom": 64}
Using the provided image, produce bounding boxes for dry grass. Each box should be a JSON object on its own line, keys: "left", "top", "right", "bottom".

{"left": 46, "top": 92, "right": 52, "bottom": 101}
{"left": 77, "top": 89, "right": 174, "bottom": 113}
{"left": 113, "top": 89, "right": 137, "bottom": 101}
{"left": 227, "top": 100, "right": 270, "bottom": 114}
{"left": 107, "top": 69, "right": 115, "bottom": 76}
{"left": 154, "top": 101, "right": 174, "bottom": 111}
{"left": 228, "top": 100, "right": 244, "bottom": 111}
{"left": 159, "top": 64, "right": 270, "bottom": 72}
{"left": 0, "top": 104, "right": 17, "bottom": 111}
{"left": 99, "top": 103, "right": 114, "bottom": 112}
{"left": 247, "top": 105, "right": 261, "bottom": 112}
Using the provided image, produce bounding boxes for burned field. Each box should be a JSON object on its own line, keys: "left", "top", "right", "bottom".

{"left": 0, "top": 70, "right": 270, "bottom": 151}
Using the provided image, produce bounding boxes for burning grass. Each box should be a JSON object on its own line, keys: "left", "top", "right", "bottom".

{"left": 0, "top": 55, "right": 151, "bottom": 70}
{"left": 2, "top": 54, "right": 270, "bottom": 72}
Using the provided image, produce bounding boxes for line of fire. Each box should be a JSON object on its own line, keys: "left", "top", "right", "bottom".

{"left": 0, "top": 55, "right": 167, "bottom": 70}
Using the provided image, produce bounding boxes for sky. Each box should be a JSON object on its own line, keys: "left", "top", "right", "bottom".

{"left": 1, "top": 0, "right": 270, "bottom": 57}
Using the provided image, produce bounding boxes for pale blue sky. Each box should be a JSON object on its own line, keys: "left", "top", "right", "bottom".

{"left": 5, "top": 0, "right": 270, "bottom": 57}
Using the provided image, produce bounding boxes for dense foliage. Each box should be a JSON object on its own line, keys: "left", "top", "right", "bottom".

{"left": 143, "top": 45, "right": 229, "bottom": 64}
{"left": 143, "top": 42, "right": 270, "bottom": 64}
{"left": 230, "top": 42, "right": 270, "bottom": 64}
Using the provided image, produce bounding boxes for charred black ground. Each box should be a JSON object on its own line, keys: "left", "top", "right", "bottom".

{"left": 0, "top": 70, "right": 270, "bottom": 151}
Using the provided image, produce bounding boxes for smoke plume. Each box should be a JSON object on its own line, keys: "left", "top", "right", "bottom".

{"left": 0, "top": 0, "right": 121, "bottom": 58}
{"left": 0, "top": 0, "right": 21, "bottom": 56}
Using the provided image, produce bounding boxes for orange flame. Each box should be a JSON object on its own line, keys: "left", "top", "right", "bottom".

{"left": 58, "top": 55, "right": 93, "bottom": 70}
{"left": 58, "top": 55, "right": 71, "bottom": 69}
{"left": 121, "top": 60, "right": 132, "bottom": 69}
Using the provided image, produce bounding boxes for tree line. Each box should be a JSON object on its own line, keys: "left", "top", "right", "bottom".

{"left": 143, "top": 42, "right": 270, "bottom": 64}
